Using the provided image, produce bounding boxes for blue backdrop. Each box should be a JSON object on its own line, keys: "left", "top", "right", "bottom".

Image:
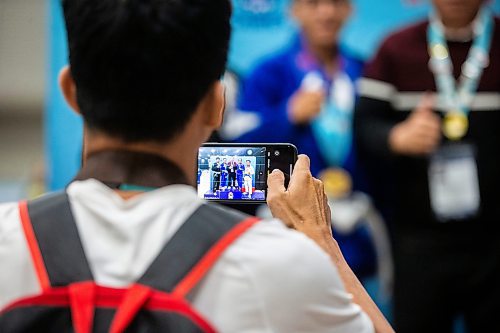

{"left": 46, "top": 0, "right": 500, "bottom": 190}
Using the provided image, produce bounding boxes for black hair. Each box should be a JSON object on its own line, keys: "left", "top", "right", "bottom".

{"left": 62, "top": 0, "right": 231, "bottom": 142}
{"left": 216, "top": 157, "right": 220, "bottom": 160}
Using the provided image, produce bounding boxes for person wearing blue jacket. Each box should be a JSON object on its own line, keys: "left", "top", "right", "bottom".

{"left": 236, "top": 0, "right": 377, "bottom": 280}
{"left": 237, "top": 0, "right": 363, "bottom": 178}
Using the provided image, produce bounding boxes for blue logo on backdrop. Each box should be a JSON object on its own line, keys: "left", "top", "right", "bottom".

{"left": 232, "top": 0, "right": 287, "bottom": 28}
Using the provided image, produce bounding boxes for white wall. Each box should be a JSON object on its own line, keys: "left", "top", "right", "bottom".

{"left": 0, "top": 0, "right": 47, "bottom": 116}
{"left": 0, "top": 0, "right": 46, "bottom": 201}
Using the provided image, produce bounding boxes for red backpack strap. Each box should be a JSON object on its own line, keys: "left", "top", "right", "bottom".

{"left": 137, "top": 204, "right": 260, "bottom": 295}
{"left": 18, "top": 201, "right": 51, "bottom": 291}
{"left": 108, "top": 284, "right": 152, "bottom": 333}
{"left": 17, "top": 192, "right": 94, "bottom": 289}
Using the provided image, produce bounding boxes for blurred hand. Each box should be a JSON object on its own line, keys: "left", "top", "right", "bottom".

{"left": 287, "top": 90, "right": 325, "bottom": 125}
{"left": 389, "top": 93, "right": 441, "bottom": 156}
{"left": 267, "top": 155, "right": 333, "bottom": 252}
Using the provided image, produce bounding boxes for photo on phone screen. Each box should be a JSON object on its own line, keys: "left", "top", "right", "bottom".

{"left": 197, "top": 143, "right": 297, "bottom": 203}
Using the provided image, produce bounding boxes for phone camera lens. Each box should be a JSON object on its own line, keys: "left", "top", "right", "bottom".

{"left": 274, "top": 150, "right": 280, "bottom": 156}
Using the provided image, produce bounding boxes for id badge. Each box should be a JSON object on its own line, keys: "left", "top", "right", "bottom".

{"left": 428, "top": 143, "right": 480, "bottom": 221}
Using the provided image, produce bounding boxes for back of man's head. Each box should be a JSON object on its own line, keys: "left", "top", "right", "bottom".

{"left": 62, "top": 0, "right": 231, "bottom": 143}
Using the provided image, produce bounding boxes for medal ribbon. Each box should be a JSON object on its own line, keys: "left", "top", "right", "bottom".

{"left": 301, "top": 68, "right": 354, "bottom": 168}
{"left": 427, "top": 7, "right": 493, "bottom": 117}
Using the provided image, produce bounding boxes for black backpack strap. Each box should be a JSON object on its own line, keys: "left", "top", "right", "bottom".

{"left": 138, "top": 203, "right": 260, "bottom": 295}
{"left": 19, "top": 192, "right": 93, "bottom": 289}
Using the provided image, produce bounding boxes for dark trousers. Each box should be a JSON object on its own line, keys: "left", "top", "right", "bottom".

{"left": 393, "top": 228, "right": 500, "bottom": 333}
{"left": 212, "top": 174, "right": 220, "bottom": 192}
{"left": 228, "top": 172, "right": 236, "bottom": 187}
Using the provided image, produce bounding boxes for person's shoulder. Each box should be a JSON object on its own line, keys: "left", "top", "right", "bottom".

{"left": 378, "top": 20, "right": 428, "bottom": 54}
{"left": 227, "top": 218, "right": 336, "bottom": 277}
{"left": 246, "top": 39, "right": 298, "bottom": 78}
{"left": 339, "top": 48, "right": 365, "bottom": 80}
{"left": 0, "top": 201, "right": 22, "bottom": 241}
{"left": 0, "top": 201, "right": 18, "bottom": 215}
{"left": 494, "top": 15, "right": 500, "bottom": 33}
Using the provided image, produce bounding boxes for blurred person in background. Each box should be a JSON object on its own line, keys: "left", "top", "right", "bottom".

{"left": 235, "top": 0, "right": 382, "bottom": 282}
{"left": 355, "top": 0, "right": 500, "bottom": 332}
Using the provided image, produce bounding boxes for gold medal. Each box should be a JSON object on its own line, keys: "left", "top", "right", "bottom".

{"left": 443, "top": 111, "right": 469, "bottom": 140}
{"left": 318, "top": 168, "right": 352, "bottom": 199}
{"left": 430, "top": 43, "right": 449, "bottom": 60}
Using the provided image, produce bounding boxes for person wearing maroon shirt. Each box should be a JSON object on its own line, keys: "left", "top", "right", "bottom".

{"left": 354, "top": 0, "right": 500, "bottom": 332}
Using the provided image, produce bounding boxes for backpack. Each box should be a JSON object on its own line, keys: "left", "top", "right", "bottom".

{"left": 0, "top": 192, "right": 260, "bottom": 333}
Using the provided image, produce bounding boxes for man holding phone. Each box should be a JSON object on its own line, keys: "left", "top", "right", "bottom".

{"left": 0, "top": 0, "right": 393, "bottom": 332}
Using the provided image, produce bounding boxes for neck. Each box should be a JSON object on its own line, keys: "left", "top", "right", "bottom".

{"left": 82, "top": 130, "right": 199, "bottom": 186}
{"left": 441, "top": 14, "right": 476, "bottom": 30}
{"left": 439, "top": 8, "right": 481, "bottom": 40}
{"left": 307, "top": 41, "right": 339, "bottom": 75}
{"left": 439, "top": 8, "right": 480, "bottom": 31}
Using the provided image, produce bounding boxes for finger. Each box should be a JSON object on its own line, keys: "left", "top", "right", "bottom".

{"left": 413, "top": 123, "right": 441, "bottom": 137}
{"left": 313, "top": 177, "right": 331, "bottom": 226}
{"left": 303, "top": 91, "right": 323, "bottom": 103}
{"left": 415, "top": 92, "right": 435, "bottom": 112}
{"left": 294, "top": 155, "right": 311, "bottom": 172}
{"left": 412, "top": 113, "right": 441, "bottom": 130}
{"left": 288, "top": 155, "right": 312, "bottom": 192}
{"left": 308, "top": 89, "right": 326, "bottom": 98}
{"left": 414, "top": 124, "right": 442, "bottom": 139}
{"left": 267, "top": 169, "right": 286, "bottom": 198}
{"left": 416, "top": 136, "right": 441, "bottom": 154}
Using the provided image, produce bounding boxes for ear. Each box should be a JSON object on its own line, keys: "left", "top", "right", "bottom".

{"left": 59, "top": 66, "right": 81, "bottom": 115}
{"left": 203, "top": 81, "right": 226, "bottom": 130}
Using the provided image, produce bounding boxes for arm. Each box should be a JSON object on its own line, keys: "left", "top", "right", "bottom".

{"left": 267, "top": 155, "right": 394, "bottom": 333}
{"left": 354, "top": 95, "right": 398, "bottom": 159}
{"left": 355, "top": 92, "right": 441, "bottom": 158}
{"left": 353, "top": 39, "right": 400, "bottom": 159}
{"left": 354, "top": 40, "right": 441, "bottom": 159}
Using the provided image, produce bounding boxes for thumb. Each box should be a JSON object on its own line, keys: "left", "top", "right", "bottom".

{"left": 415, "top": 92, "right": 434, "bottom": 114}
{"left": 267, "top": 169, "right": 286, "bottom": 197}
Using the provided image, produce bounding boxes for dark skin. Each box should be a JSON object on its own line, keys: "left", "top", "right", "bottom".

{"left": 432, "top": 0, "right": 484, "bottom": 29}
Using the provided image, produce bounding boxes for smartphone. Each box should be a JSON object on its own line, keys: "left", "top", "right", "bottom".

{"left": 197, "top": 143, "right": 298, "bottom": 203}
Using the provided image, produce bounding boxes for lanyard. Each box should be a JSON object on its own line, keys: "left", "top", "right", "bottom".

{"left": 427, "top": 7, "right": 493, "bottom": 139}
{"left": 427, "top": 7, "right": 494, "bottom": 130}
{"left": 428, "top": 7, "right": 493, "bottom": 113}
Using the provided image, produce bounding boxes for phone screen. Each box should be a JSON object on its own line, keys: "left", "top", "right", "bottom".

{"left": 197, "top": 144, "right": 296, "bottom": 203}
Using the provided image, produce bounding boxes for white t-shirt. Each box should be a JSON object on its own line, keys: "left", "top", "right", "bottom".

{"left": 0, "top": 179, "right": 374, "bottom": 333}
